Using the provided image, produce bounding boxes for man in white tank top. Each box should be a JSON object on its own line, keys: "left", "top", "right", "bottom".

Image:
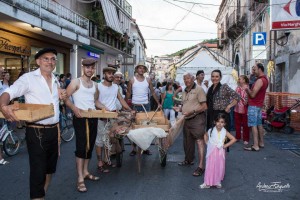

{"left": 64, "top": 58, "right": 106, "bottom": 193}
{"left": 95, "top": 67, "right": 132, "bottom": 171}
{"left": 125, "top": 62, "right": 161, "bottom": 156}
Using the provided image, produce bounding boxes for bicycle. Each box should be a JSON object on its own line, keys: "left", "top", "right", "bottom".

{"left": 0, "top": 121, "right": 21, "bottom": 156}
{"left": 59, "top": 111, "right": 75, "bottom": 142}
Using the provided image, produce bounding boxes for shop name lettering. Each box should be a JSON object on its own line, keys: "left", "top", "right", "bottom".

{"left": 256, "top": 182, "right": 290, "bottom": 192}
{"left": 0, "top": 37, "right": 30, "bottom": 55}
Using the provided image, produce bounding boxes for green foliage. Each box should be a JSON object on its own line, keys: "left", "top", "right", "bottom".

{"left": 168, "top": 45, "right": 197, "bottom": 57}
{"left": 168, "top": 38, "right": 218, "bottom": 57}
{"left": 201, "top": 38, "right": 218, "bottom": 43}
{"left": 86, "top": 9, "right": 106, "bottom": 32}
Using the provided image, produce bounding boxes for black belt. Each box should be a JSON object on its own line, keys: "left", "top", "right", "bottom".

{"left": 26, "top": 123, "right": 58, "bottom": 129}
{"left": 185, "top": 112, "right": 204, "bottom": 120}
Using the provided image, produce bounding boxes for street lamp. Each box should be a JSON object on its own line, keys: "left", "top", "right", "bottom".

{"left": 275, "top": 31, "right": 291, "bottom": 46}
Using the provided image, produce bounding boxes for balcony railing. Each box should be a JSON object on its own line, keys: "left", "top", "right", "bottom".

{"left": 90, "top": 21, "right": 133, "bottom": 55}
{"left": 29, "top": 0, "right": 89, "bottom": 28}
{"left": 2, "top": 0, "right": 89, "bottom": 29}
{"left": 112, "top": 0, "right": 132, "bottom": 17}
{"left": 226, "top": 10, "right": 246, "bottom": 40}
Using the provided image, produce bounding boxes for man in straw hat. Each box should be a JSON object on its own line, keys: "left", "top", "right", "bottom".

{"left": 125, "top": 61, "right": 161, "bottom": 156}
{"left": 64, "top": 58, "right": 106, "bottom": 193}
{"left": 0, "top": 47, "right": 67, "bottom": 199}
{"left": 95, "top": 67, "right": 132, "bottom": 172}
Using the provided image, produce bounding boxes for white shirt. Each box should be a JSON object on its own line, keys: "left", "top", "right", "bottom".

{"left": 115, "top": 85, "right": 124, "bottom": 110}
{"left": 5, "top": 68, "right": 60, "bottom": 125}
{"left": 72, "top": 79, "right": 96, "bottom": 110}
{"left": 0, "top": 81, "right": 3, "bottom": 95}
{"left": 98, "top": 82, "right": 119, "bottom": 111}
{"left": 132, "top": 76, "right": 149, "bottom": 104}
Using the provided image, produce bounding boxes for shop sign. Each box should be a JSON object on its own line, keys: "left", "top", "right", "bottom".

{"left": 0, "top": 36, "right": 31, "bottom": 56}
{"left": 87, "top": 52, "right": 100, "bottom": 58}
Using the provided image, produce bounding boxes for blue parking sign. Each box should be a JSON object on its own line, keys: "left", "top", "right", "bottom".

{"left": 253, "top": 32, "right": 267, "bottom": 45}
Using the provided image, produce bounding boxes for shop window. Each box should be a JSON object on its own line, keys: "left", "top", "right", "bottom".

{"left": 30, "top": 47, "right": 65, "bottom": 74}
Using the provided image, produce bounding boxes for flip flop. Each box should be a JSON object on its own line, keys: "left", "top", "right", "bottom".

{"left": 244, "top": 146, "right": 259, "bottom": 151}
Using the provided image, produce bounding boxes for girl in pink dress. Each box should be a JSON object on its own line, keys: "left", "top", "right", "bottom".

{"left": 200, "top": 113, "right": 237, "bottom": 189}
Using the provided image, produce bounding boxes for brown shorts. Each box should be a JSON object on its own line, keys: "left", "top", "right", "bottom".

{"left": 184, "top": 113, "right": 206, "bottom": 140}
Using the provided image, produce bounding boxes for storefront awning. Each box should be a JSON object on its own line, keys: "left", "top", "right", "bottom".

{"left": 100, "top": 0, "right": 123, "bottom": 34}
{"left": 81, "top": 44, "right": 104, "bottom": 54}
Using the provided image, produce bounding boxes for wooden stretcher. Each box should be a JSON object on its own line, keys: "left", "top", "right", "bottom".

{"left": 0, "top": 102, "right": 54, "bottom": 122}
{"left": 80, "top": 109, "right": 118, "bottom": 118}
{"left": 130, "top": 110, "right": 170, "bottom": 172}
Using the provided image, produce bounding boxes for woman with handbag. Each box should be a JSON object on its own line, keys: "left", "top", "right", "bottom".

{"left": 234, "top": 75, "right": 250, "bottom": 145}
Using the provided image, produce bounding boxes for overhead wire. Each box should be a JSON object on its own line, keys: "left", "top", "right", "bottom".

{"left": 139, "top": 25, "right": 217, "bottom": 34}
{"left": 170, "top": 0, "right": 297, "bottom": 7}
{"left": 144, "top": 39, "right": 210, "bottom": 41}
{"left": 162, "top": 0, "right": 215, "bottom": 22}
{"left": 160, "top": 3, "right": 195, "bottom": 37}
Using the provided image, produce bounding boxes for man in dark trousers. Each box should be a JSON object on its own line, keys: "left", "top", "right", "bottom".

{"left": 0, "top": 48, "right": 66, "bottom": 199}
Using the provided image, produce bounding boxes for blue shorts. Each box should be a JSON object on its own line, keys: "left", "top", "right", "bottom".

{"left": 133, "top": 103, "right": 150, "bottom": 112}
{"left": 248, "top": 106, "right": 262, "bottom": 127}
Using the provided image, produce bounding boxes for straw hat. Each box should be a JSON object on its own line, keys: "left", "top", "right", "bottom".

{"left": 134, "top": 61, "right": 148, "bottom": 72}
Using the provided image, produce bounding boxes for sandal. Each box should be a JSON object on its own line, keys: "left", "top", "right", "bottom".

{"left": 0, "top": 159, "right": 9, "bottom": 165}
{"left": 130, "top": 150, "right": 136, "bottom": 156}
{"left": 244, "top": 145, "right": 259, "bottom": 151}
{"left": 193, "top": 167, "right": 204, "bottom": 176}
{"left": 143, "top": 150, "right": 152, "bottom": 155}
{"left": 97, "top": 165, "right": 109, "bottom": 173}
{"left": 77, "top": 181, "right": 87, "bottom": 193}
{"left": 178, "top": 160, "right": 194, "bottom": 166}
{"left": 84, "top": 174, "right": 100, "bottom": 181}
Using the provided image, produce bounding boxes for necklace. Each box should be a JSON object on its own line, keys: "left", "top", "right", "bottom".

{"left": 81, "top": 78, "right": 93, "bottom": 88}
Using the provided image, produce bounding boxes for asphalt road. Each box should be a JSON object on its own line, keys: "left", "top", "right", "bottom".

{"left": 1, "top": 128, "right": 300, "bottom": 200}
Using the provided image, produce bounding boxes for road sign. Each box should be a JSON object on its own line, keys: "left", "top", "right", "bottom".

{"left": 253, "top": 32, "right": 267, "bottom": 46}
{"left": 252, "top": 46, "right": 267, "bottom": 59}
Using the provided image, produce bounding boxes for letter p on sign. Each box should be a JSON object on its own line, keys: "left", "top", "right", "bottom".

{"left": 253, "top": 32, "right": 267, "bottom": 46}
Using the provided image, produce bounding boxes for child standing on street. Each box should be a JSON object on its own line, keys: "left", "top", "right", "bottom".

{"left": 200, "top": 113, "right": 237, "bottom": 189}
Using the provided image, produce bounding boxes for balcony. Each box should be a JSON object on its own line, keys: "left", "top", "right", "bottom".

{"left": 0, "top": 0, "right": 89, "bottom": 43}
{"left": 227, "top": 10, "right": 247, "bottom": 40}
{"left": 112, "top": 0, "right": 132, "bottom": 17}
{"left": 89, "top": 21, "right": 133, "bottom": 55}
{"left": 249, "top": 0, "right": 267, "bottom": 11}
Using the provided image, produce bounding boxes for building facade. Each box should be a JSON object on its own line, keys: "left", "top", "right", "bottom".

{"left": 216, "top": 0, "right": 300, "bottom": 93}
{"left": 0, "top": 0, "right": 147, "bottom": 81}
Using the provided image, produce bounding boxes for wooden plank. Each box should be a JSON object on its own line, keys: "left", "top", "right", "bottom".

{"left": 0, "top": 102, "right": 54, "bottom": 122}
{"left": 80, "top": 109, "right": 118, "bottom": 118}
